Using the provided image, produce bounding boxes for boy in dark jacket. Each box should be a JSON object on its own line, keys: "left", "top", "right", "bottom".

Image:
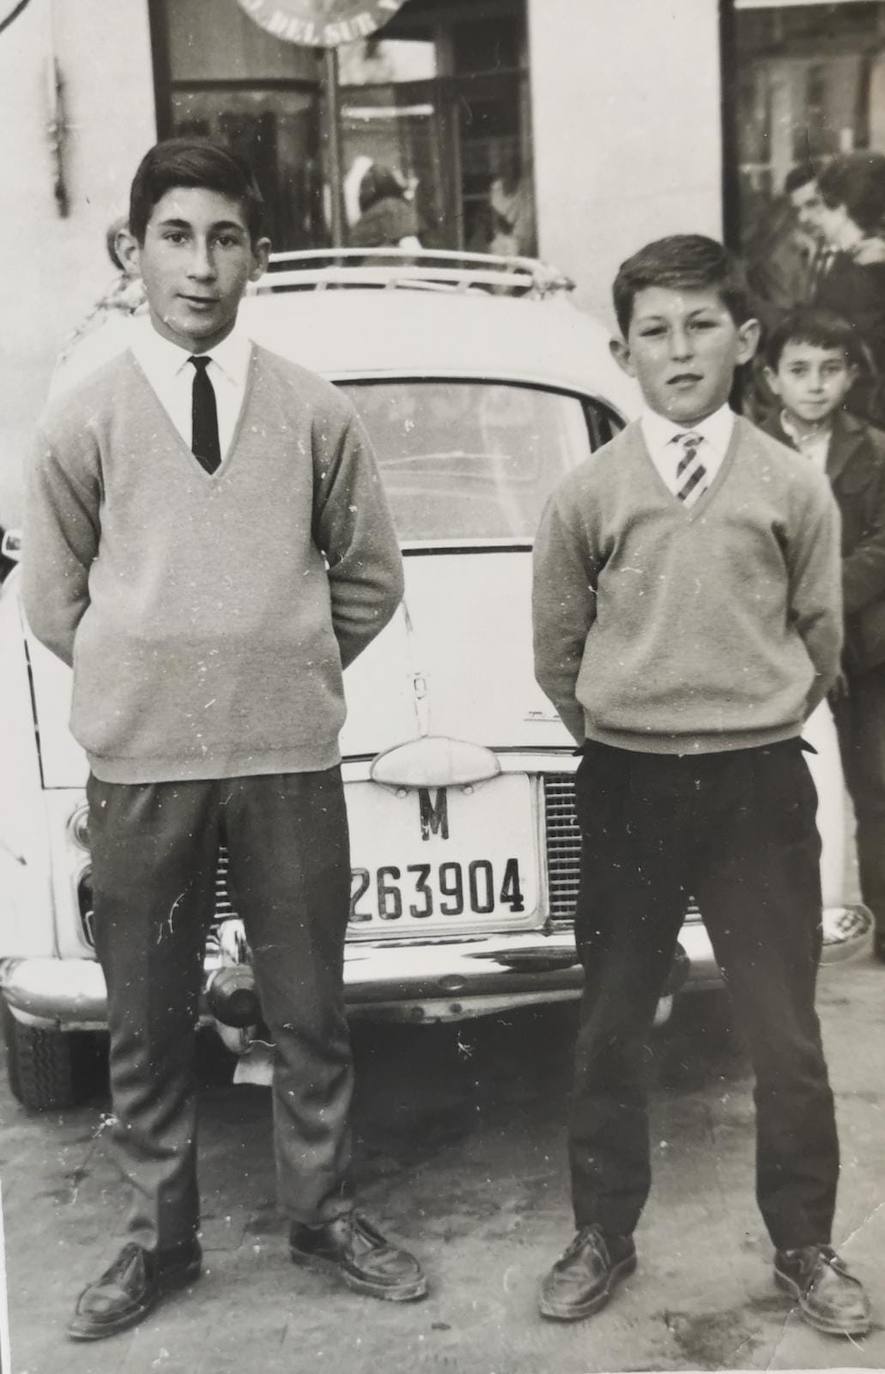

{"left": 762, "top": 306, "right": 885, "bottom": 964}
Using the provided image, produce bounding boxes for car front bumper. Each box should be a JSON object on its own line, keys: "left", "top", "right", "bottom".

{"left": 1, "top": 920, "right": 720, "bottom": 1031}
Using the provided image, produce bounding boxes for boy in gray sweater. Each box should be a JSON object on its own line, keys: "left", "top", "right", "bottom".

{"left": 532, "top": 234, "right": 871, "bottom": 1337}
{"left": 24, "top": 138, "right": 425, "bottom": 1340}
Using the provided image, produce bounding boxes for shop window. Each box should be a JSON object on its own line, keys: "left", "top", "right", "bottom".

{"left": 338, "top": 5, "right": 533, "bottom": 252}
{"left": 151, "top": 0, "right": 533, "bottom": 255}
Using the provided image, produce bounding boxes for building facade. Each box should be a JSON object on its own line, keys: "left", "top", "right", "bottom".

{"left": 2, "top": 0, "right": 884, "bottom": 522}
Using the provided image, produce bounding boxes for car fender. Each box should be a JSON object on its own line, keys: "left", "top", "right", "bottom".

{"left": 0, "top": 573, "right": 56, "bottom": 957}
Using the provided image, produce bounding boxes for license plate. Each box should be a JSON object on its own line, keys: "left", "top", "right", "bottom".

{"left": 345, "top": 773, "right": 538, "bottom": 932}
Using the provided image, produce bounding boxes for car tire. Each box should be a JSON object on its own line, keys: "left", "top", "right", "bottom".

{"left": 2, "top": 1001, "right": 105, "bottom": 1111}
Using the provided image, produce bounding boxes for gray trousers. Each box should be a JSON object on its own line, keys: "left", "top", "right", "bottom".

{"left": 87, "top": 768, "right": 354, "bottom": 1251}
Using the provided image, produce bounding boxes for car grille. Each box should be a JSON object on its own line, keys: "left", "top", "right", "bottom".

{"left": 544, "top": 774, "right": 583, "bottom": 922}
{"left": 543, "top": 773, "right": 702, "bottom": 928}
{"left": 77, "top": 853, "right": 239, "bottom": 949}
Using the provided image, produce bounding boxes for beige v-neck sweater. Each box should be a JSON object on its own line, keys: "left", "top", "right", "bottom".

{"left": 532, "top": 416, "right": 842, "bottom": 752}
{"left": 23, "top": 345, "right": 404, "bottom": 783}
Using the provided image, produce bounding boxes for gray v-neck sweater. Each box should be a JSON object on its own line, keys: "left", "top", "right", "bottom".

{"left": 24, "top": 345, "right": 404, "bottom": 783}
{"left": 532, "top": 416, "right": 842, "bottom": 752}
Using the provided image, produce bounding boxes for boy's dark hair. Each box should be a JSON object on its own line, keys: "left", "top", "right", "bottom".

{"left": 817, "top": 152, "right": 885, "bottom": 235}
{"left": 612, "top": 234, "right": 751, "bottom": 337}
{"left": 784, "top": 163, "right": 817, "bottom": 196}
{"left": 764, "top": 305, "right": 866, "bottom": 372}
{"left": 128, "top": 137, "right": 266, "bottom": 245}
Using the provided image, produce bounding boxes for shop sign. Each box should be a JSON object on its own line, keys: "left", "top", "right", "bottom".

{"left": 237, "top": 0, "right": 408, "bottom": 47}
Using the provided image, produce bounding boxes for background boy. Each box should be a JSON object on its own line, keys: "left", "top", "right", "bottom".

{"left": 23, "top": 138, "right": 426, "bottom": 1341}
{"left": 532, "top": 235, "right": 871, "bottom": 1336}
{"left": 762, "top": 305, "right": 885, "bottom": 964}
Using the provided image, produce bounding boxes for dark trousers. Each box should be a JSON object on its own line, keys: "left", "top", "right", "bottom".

{"left": 570, "top": 739, "right": 839, "bottom": 1251}
{"left": 832, "top": 665, "right": 885, "bottom": 937}
{"left": 87, "top": 768, "right": 354, "bottom": 1252}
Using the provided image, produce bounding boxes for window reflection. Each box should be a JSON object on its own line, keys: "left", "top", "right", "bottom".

{"left": 734, "top": 1, "right": 885, "bottom": 245}
{"left": 170, "top": 89, "right": 326, "bottom": 248}
{"left": 156, "top": 0, "right": 534, "bottom": 255}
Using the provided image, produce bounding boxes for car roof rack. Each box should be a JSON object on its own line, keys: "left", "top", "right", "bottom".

{"left": 256, "top": 247, "right": 575, "bottom": 300}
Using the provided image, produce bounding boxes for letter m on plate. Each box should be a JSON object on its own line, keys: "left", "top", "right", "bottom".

{"left": 418, "top": 787, "right": 449, "bottom": 841}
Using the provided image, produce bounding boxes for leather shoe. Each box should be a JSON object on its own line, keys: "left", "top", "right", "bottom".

{"left": 68, "top": 1239, "right": 202, "bottom": 1341}
{"left": 539, "top": 1224, "right": 636, "bottom": 1321}
{"left": 289, "top": 1212, "right": 427, "bottom": 1302}
{"left": 774, "top": 1245, "right": 871, "bottom": 1336}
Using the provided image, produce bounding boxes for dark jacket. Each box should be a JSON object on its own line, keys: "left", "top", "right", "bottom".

{"left": 815, "top": 253, "right": 885, "bottom": 427}
{"left": 762, "top": 409, "right": 885, "bottom": 671}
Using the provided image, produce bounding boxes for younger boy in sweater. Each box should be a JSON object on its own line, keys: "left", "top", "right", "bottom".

{"left": 532, "top": 235, "right": 871, "bottom": 1336}
{"left": 761, "top": 305, "right": 885, "bottom": 964}
{"left": 24, "top": 138, "right": 426, "bottom": 1341}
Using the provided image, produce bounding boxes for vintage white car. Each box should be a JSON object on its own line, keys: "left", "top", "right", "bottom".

{"left": 0, "top": 250, "right": 869, "bottom": 1109}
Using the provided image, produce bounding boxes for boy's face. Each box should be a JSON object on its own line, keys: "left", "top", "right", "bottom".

{"left": 764, "top": 341, "right": 856, "bottom": 425}
{"left": 610, "top": 286, "right": 759, "bottom": 428}
{"left": 118, "top": 187, "right": 270, "bottom": 352}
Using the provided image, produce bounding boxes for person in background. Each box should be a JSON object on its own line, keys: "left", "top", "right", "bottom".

{"left": 349, "top": 163, "right": 421, "bottom": 250}
{"left": 50, "top": 216, "right": 146, "bottom": 400}
{"left": 786, "top": 164, "right": 838, "bottom": 297}
{"left": 487, "top": 155, "right": 535, "bottom": 258}
{"left": 532, "top": 233, "right": 871, "bottom": 1339}
{"left": 467, "top": 146, "right": 535, "bottom": 260}
{"left": 24, "top": 137, "right": 426, "bottom": 1342}
{"left": 746, "top": 164, "right": 824, "bottom": 327}
{"left": 743, "top": 163, "right": 831, "bottom": 422}
{"left": 814, "top": 152, "right": 885, "bottom": 426}
{"left": 57, "top": 214, "right": 146, "bottom": 364}
{"left": 761, "top": 305, "right": 885, "bottom": 965}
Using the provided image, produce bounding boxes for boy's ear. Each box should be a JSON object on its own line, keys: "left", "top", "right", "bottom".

{"left": 249, "top": 237, "right": 272, "bottom": 282}
{"left": 115, "top": 228, "right": 141, "bottom": 278}
{"left": 609, "top": 337, "right": 636, "bottom": 377}
{"left": 736, "top": 316, "right": 761, "bottom": 366}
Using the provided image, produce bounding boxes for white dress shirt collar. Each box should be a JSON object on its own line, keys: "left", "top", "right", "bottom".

{"left": 130, "top": 317, "right": 253, "bottom": 389}
{"left": 779, "top": 409, "right": 831, "bottom": 474}
{"left": 128, "top": 317, "right": 254, "bottom": 459}
{"left": 640, "top": 402, "right": 735, "bottom": 460}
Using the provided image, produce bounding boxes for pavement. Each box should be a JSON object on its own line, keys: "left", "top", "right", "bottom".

{"left": 0, "top": 946, "right": 883, "bottom": 1374}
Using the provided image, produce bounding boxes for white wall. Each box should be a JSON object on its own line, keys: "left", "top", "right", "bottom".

{"left": 0, "top": 0, "right": 156, "bottom": 526}
{"left": 529, "top": 0, "right": 724, "bottom": 330}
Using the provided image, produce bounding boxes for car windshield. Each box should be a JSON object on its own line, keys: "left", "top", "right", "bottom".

{"left": 340, "top": 381, "right": 603, "bottom": 543}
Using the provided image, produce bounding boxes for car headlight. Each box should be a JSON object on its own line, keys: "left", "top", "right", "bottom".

{"left": 67, "top": 802, "right": 90, "bottom": 850}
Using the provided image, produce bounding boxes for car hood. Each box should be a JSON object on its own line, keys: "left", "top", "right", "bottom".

{"left": 24, "top": 550, "right": 571, "bottom": 788}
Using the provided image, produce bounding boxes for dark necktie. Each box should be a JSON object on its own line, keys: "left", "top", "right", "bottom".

{"left": 188, "top": 355, "right": 221, "bottom": 474}
{"left": 809, "top": 246, "right": 836, "bottom": 298}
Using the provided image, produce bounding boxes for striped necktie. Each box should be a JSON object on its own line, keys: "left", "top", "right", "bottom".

{"left": 672, "top": 431, "right": 707, "bottom": 506}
